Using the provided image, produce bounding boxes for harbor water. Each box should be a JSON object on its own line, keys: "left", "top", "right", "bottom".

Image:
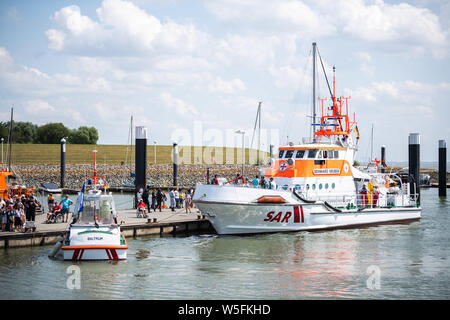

{"left": 0, "top": 188, "right": 449, "bottom": 299}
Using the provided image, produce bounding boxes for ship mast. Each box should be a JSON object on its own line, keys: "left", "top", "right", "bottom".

{"left": 312, "top": 42, "right": 317, "bottom": 136}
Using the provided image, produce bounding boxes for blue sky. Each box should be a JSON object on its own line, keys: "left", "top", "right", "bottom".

{"left": 1, "top": 0, "right": 449, "bottom": 162}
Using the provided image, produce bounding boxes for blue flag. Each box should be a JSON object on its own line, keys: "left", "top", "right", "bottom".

{"left": 77, "top": 182, "right": 85, "bottom": 217}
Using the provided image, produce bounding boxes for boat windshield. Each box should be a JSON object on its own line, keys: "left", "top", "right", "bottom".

{"left": 76, "top": 194, "right": 116, "bottom": 225}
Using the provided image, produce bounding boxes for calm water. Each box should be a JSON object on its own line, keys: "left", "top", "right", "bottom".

{"left": 0, "top": 188, "right": 449, "bottom": 300}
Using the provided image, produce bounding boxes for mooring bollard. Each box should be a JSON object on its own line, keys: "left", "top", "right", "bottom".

{"left": 439, "top": 140, "right": 447, "bottom": 197}
{"left": 173, "top": 142, "right": 178, "bottom": 187}
{"left": 135, "top": 126, "right": 147, "bottom": 209}
{"left": 60, "top": 138, "right": 66, "bottom": 188}
{"left": 409, "top": 133, "right": 420, "bottom": 204}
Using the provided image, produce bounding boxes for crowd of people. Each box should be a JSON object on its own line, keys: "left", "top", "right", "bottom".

{"left": 137, "top": 187, "right": 195, "bottom": 217}
{"left": 45, "top": 193, "right": 73, "bottom": 224}
{"left": 211, "top": 173, "right": 278, "bottom": 190}
{"left": 0, "top": 193, "right": 41, "bottom": 232}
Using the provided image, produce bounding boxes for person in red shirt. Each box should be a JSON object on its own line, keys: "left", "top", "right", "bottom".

{"left": 137, "top": 199, "right": 147, "bottom": 218}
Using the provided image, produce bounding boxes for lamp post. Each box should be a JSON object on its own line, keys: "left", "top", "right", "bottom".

{"left": 153, "top": 140, "right": 157, "bottom": 164}
{"left": 1, "top": 137, "right": 4, "bottom": 168}
{"left": 235, "top": 130, "right": 245, "bottom": 178}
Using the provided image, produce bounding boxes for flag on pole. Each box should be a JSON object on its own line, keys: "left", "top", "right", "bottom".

{"left": 77, "top": 182, "right": 85, "bottom": 217}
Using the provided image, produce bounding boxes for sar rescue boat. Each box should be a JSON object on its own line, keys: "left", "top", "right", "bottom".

{"left": 192, "top": 43, "right": 421, "bottom": 235}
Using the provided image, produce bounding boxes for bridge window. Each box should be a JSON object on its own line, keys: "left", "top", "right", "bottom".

{"left": 284, "top": 150, "right": 295, "bottom": 158}
{"left": 278, "top": 150, "right": 284, "bottom": 158}
{"left": 296, "top": 150, "right": 305, "bottom": 158}
{"left": 334, "top": 150, "right": 339, "bottom": 158}
{"left": 308, "top": 149, "right": 318, "bottom": 158}
{"left": 323, "top": 150, "right": 328, "bottom": 159}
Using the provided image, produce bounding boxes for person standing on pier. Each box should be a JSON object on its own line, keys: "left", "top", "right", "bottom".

{"left": 151, "top": 189, "right": 157, "bottom": 212}
{"left": 0, "top": 196, "right": 6, "bottom": 231}
{"left": 47, "top": 193, "right": 55, "bottom": 216}
{"left": 174, "top": 188, "right": 180, "bottom": 208}
{"left": 156, "top": 189, "right": 163, "bottom": 212}
{"left": 60, "top": 195, "right": 73, "bottom": 223}
{"left": 169, "top": 189, "right": 176, "bottom": 212}
{"left": 143, "top": 187, "right": 150, "bottom": 211}
{"left": 184, "top": 191, "right": 191, "bottom": 213}
{"left": 26, "top": 194, "right": 39, "bottom": 222}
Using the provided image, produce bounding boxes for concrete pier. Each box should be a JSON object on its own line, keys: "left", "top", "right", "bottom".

{"left": 0, "top": 207, "right": 213, "bottom": 249}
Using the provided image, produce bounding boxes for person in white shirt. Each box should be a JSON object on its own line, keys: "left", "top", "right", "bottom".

{"left": 269, "top": 178, "right": 277, "bottom": 190}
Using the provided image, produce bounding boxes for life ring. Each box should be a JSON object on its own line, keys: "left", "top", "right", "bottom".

{"left": 279, "top": 162, "right": 289, "bottom": 172}
{"left": 343, "top": 163, "right": 350, "bottom": 174}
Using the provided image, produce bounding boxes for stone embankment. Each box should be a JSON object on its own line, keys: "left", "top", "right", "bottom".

{"left": 11, "top": 164, "right": 262, "bottom": 190}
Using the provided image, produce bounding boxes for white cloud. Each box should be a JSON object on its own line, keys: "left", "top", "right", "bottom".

{"left": 24, "top": 99, "right": 55, "bottom": 115}
{"left": 160, "top": 92, "right": 199, "bottom": 116}
{"left": 207, "top": 77, "right": 246, "bottom": 94}
{"left": 45, "top": 0, "right": 211, "bottom": 57}
{"left": 316, "top": 0, "right": 449, "bottom": 58}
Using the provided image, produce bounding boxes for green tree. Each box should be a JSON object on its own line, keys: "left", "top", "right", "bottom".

{"left": 0, "top": 121, "right": 38, "bottom": 143}
{"left": 12, "top": 121, "right": 38, "bottom": 143}
{"left": 68, "top": 126, "right": 98, "bottom": 144}
{"left": 35, "top": 123, "right": 70, "bottom": 144}
{"left": 0, "top": 122, "right": 8, "bottom": 142}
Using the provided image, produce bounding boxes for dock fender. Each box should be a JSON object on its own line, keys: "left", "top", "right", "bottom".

{"left": 48, "top": 235, "right": 64, "bottom": 259}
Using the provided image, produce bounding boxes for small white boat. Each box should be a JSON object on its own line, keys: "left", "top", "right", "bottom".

{"left": 192, "top": 43, "right": 421, "bottom": 235}
{"left": 38, "top": 183, "right": 62, "bottom": 193}
{"left": 60, "top": 189, "right": 128, "bottom": 261}
{"left": 52, "top": 153, "right": 128, "bottom": 261}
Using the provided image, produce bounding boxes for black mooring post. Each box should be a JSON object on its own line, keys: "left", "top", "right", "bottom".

{"left": 135, "top": 126, "right": 147, "bottom": 208}
{"left": 439, "top": 140, "right": 447, "bottom": 197}
{"left": 60, "top": 138, "right": 66, "bottom": 188}
{"left": 408, "top": 133, "right": 420, "bottom": 205}
{"left": 381, "top": 145, "right": 386, "bottom": 173}
{"left": 173, "top": 142, "right": 178, "bottom": 187}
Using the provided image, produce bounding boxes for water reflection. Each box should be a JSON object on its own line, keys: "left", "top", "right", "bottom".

{"left": 1, "top": 189, "right": 450, "bottom": 299}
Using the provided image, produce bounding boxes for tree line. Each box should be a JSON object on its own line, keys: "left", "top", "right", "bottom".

{"left": 0, "top": 122, "right": 98, "bottom": 144}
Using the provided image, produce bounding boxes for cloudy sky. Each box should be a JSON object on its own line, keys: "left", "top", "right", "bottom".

{"left": 0, "top": 0, "right": 449, "bottom": 162}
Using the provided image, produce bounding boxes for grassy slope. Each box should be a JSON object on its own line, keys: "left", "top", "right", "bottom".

{"left": 9, "top": 144, "right": 270, "bottom": 165}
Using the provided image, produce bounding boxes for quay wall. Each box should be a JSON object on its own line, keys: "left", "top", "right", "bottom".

{"left": 0, "top": 219, "right": 213, "bottom": 249}
{"left": 11, "top": 164, "right": 261, "bottom": 191}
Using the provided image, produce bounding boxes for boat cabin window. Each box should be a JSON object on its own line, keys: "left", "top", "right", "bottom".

{"left": 307, "top": 149, "right": 318, "bottom": 158}
{"left": 279, "top": 150, "right": 284, "bottom": 158}
{"left": 295, "top": 150, "right": 305, "bottom": 158}
{"left": 284, "top": 150, "right": 295, "bottom": 158}
{"left": 334, "top": 150, "right": 339, "bottom": 158}
{"left": 77, "top": 196, "right": 114, "bottom": 225}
